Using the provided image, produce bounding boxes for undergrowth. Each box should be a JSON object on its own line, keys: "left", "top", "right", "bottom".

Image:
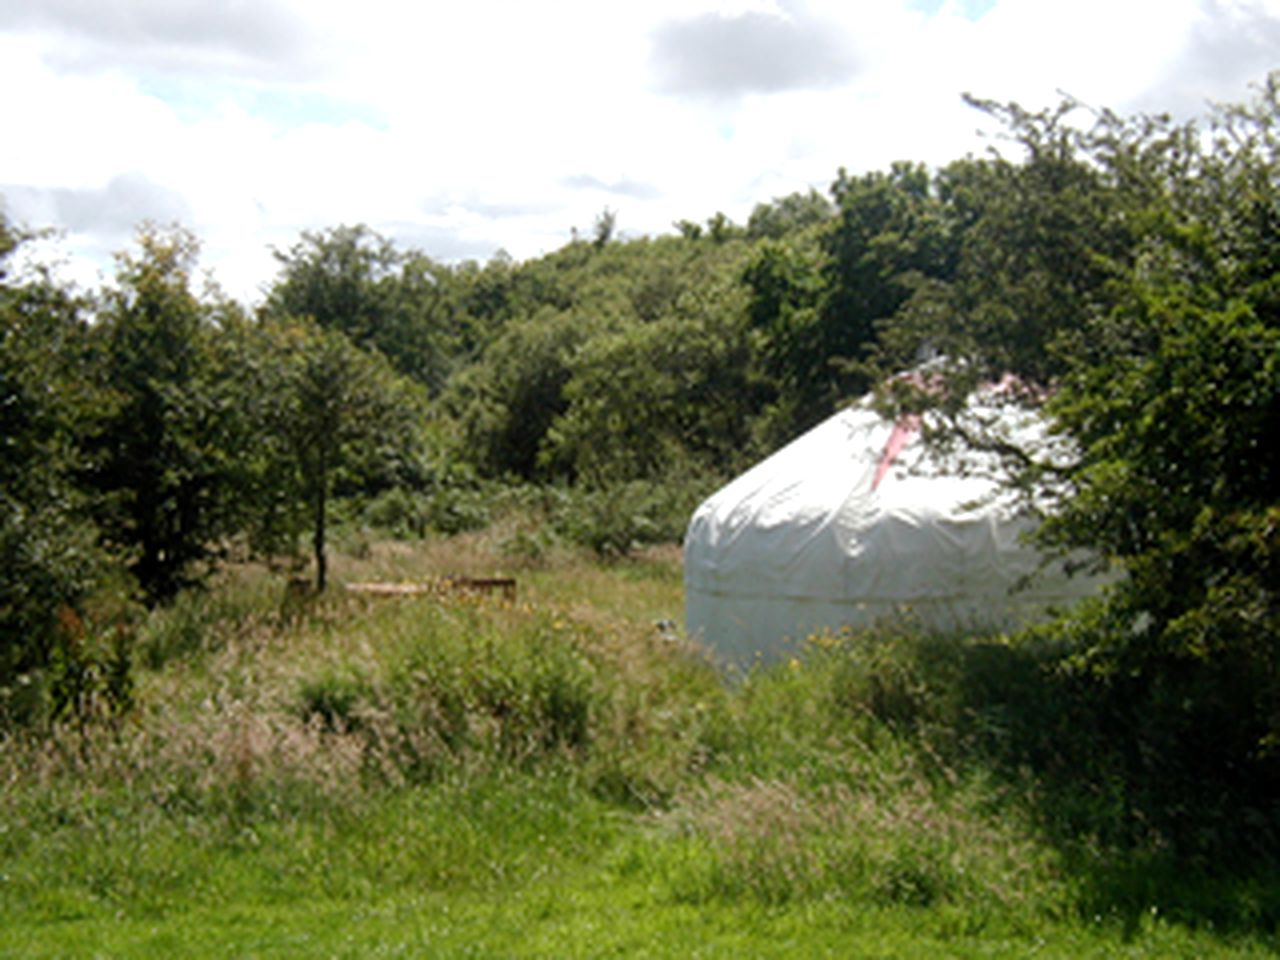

{"left": 1, "top": 537, "right": 1277, "bottom": 956}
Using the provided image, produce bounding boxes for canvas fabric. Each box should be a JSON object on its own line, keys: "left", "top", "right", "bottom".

{"left": 684, "top": 395, "right": 1104, "bottom": 671}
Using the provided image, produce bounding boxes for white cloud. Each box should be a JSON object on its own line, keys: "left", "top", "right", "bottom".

{"left": 1, "top": 0, "right": 1276, "bottom": 303}
{"left": 0, "top": 0, "right": 326, "bottom": 80}
{"left": 649, "top": 6, "right": 860, "bottom": 98}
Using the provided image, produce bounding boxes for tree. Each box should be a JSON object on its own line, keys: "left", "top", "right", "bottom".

{"left": 876, "top": 80, "right": 1280, "bottom": 844}
{"left": 592, "top": 208, "right": 617, "bottom": 249}
{"left": 745, "top": 188, "right": 834, "bottom": 240}
{"left": 265, "top": 224, "right": 462, "bottom": 393}
{"left": 705, "top": 211, "right": 743, "bottom": 244}
{"left": 444, "top": 306, "right": 601, "bottom": 481}
{"left": 873, "top": 104, "right": 1142, "bottom": 409}
{"left": 546, "top": 287, "right": 757, "bottom": 486}
{"left": 255, "top": 319, "right": 423, "bottom": 592}
{"left": 1032, "top": 81, "right": 1280, "bottom": 824}
{"left": 741, "top": 229, "right": 828, "bottom": 445}
{"left": 0, "top": 215, "right": 110, "bottom": 707}
{"left": 83, "top": 227, "right": 244, "bottom": 604}
{"left": 737, "top": 164, "right": 957, "bottom": 442}
{"left": 442, "top": 231, "right": 759, "bottom": 484}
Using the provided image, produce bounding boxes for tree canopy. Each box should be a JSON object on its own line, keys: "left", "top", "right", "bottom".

{"left": 0, "top": 219, "right": 106, "bottom": 707}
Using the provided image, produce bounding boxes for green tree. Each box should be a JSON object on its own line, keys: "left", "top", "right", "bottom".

{"left": 705, "top": 211, "right": 743, "bottom": 244}
{"left": 265, "top": 224, "right": 462, "bottom": 393}
{"left": 0, "top": 216, "right": 111, "bottom": 708}
{"left": 444, "top": 307, "right": 602, "bottom": 481}
{"left": 748, "top": 164, "right": 957, "bottom": 440}
{"left": 84, "top": 227, "right": 244, "bottom": 604}
{"left": 745, "top": 188, "right": 834, "bottom": 240}
{"left": 546, "top": 287, "right": 757, "bottom": 485}
{"left": 592, "top": 208, "right": 617, "bottom": 249}
{"left": 741, "top": 229, "right": 829, "bottom": 445}
{"left": 874, "top": 104, "right": 1141, "bottom": 408}
{"left": 1032, "top": 81, "right": 1280, "bottom": 828}
{"left": 442, "top": 231, "right": 759, "bottom": 484}
{"left": 871, "top": 80, "right": 1280, "bottom": 845}
{"left": 256, "top": 319, "right": 423, "bottom": 591}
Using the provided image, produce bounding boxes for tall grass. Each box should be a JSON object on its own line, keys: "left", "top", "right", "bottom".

{"left": 2, "top": 535, "right": 1278, "bottom": 956}
{"left": 733, "top": 622, "right": 1280, "bottom": 933}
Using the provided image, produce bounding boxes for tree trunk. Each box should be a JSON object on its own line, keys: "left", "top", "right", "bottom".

{"left": 313, "top": 454, "right": 328, "bottom": 593}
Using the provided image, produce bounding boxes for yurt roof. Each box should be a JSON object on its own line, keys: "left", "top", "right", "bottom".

{"left": 683, "top": 392, "right": 1104, "bottom": 671}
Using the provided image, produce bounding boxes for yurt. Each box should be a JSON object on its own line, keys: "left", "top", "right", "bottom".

{"left": 683, "top": 391, "right": 1106, "bottom": 671}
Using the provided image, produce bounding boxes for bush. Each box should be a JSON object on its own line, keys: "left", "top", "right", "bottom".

{"left": 298, "top": 670, "right": 371, "bottom": 733}
{"left": 551, "top": 477, "right": 711, "bottom": 558}
{"left": 359, "top": 471, "right": 493, "bottom": 541}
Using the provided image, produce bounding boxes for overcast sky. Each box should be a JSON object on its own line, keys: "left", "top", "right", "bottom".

{"left": 1, "top": 0, "right": 1277, "bottom": 303}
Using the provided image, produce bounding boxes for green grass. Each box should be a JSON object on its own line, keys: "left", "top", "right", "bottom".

{"left": 2, "top": 535, "right": 1278, "bottom": 957}
{"left": 4, "top": 837, "right": 1272, "bottom": 958}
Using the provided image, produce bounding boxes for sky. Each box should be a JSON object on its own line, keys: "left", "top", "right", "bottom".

{"left": 1, "top": 0, "right": 1277, "bottom": 304}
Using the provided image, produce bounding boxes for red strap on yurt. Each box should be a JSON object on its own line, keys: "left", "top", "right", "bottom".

{"left": 872, "top": 415, "right": 920, "bottom": 490}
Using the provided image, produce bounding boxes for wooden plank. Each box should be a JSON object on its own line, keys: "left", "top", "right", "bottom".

{"left": 345, "top": 577, "right": 517, "bottom": 601}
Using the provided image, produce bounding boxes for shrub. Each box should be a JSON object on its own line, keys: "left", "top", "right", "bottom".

{"left": 552, "top": 478, "right": 710, "bottom": 558}
{"left": 297, "top": 671, "right": 371, "bottom": 733}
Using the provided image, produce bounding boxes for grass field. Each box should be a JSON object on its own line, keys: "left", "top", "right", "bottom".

{"left": 2, "top": 531, "right": 1277, "bottom": 957}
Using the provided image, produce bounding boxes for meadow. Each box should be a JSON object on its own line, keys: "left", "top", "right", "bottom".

{"left": 2, "top": 528, "right": 1277, "bottom": 958}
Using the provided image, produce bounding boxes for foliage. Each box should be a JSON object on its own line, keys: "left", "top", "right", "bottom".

{"left": 83, "top": 227, "right": 249, "bottom": 604}
{"left": 814, "top": 164, "right": 957, "bottom": 415}
{"left": 1033, "top": 83, "right": 1280, "bottom": 842}
{"left": 442, "top": 231, "right": 760, "bottom": 489}
{"left": 546, "top": 294, "right": 757, "bottom": 485}
{"left": 549, "top": 476, "right": 714, "bottom": 558}
{"left": 743, "top": 164, "right": 960, "bottom": 441}
{"left": 754, "top": 623, "right": 1280, "bottom": 928}
{"left": 248, "top": 318, "right": 427, "bottom": 590}
{"left": 741, "top": 226, "right": 829, "bottom": 446}
{"left": 873, "top": 106, "right": 1140, "bottom": 403}
{"left": 745, "top": 188, "right": 835, "bottom": 241}
{"left": 869, "top": 78, "right": 1280, "bottom": 851}
{"left": 0, "top": 222, "right": 127, "bottom": 723}
{"left": 444, "top": 306, "right": 605, "bottom": 481}
{"left": 264, "top": 223, "right": 471, "bottom": 393}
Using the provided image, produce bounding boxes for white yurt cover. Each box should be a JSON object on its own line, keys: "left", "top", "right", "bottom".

{"left": 684, "top": 394, "right": 1103, "bottom": 671}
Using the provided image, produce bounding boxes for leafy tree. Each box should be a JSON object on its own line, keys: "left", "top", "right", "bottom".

{"left": 592, "top": 208, "right": 617, "bottom": 249}
{"left": 265, "top": 225, "right": 463, "bottom": 393}
{"left": 254, "top": 319, "right": 424, "bottom": 591}
{"left": 746, "top": 188, "right": 834, "bottom": 240}
{"left": 674, "top": 219, "right": 703, "bottom": 241}
{"left": 874, "top": 106, "right": 1141, "bottom": 407}
{"left": 83, "top": 227, "right": 245, "bottom": 604}
{"left": 450, "top": 251, "right": 520, "bottom": 348}
{"left": 705, "top": 211, "right": 743, "bottom": 244}
{"left": 546, "top": 287, "right": 757, "bottom": 485}
{"left": 0, "top": 216, "right": 112, "bottom": 709}
{"left": 823, "top": 163, "right": 956, "bottom": 374}
{"left": 870, "top": 79, "right": 1280, "bottom": 846}
{"left": 747, "top": 163, "right": 958, "bottom": 440}
{"left": 1032, "top": 81, "right": 1280, "bottom": 830}
{"left": 442, "top": 230, "right": 760, "bottom": 484}
{"left": 444, "top": 307, "right": 603, "bottom": 481}
{"left": 741, "top": 228, "right": 829, "bottom": 446}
